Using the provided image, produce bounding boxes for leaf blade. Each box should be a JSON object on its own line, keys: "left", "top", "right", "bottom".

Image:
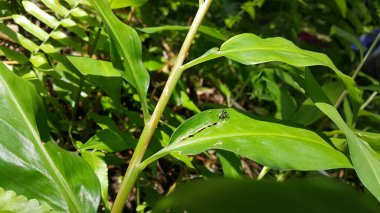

{"left": 0, "top": 62, "right": 100, "bottom": 212}
{"left": 87, "top": 0, "right": 150, "bottom": 117}
{"left": 143, "top": 109, "right": 351, "bottom": 171}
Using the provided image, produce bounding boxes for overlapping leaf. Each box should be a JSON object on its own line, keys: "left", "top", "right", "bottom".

{"left": 304, "top": 70, "right": 380, "bottom": 201}
{"left": 87, "top": 0, "right": 150, "bottom": 117}
{"left": 0, "top": 62, "right": 100, "bottom": 212}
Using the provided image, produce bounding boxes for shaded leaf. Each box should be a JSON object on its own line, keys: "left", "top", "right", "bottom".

{"left": 335, "top": 0, "right": 347, "bottom": 17}
{"left": 88, "top": 0, "right": 150, "bottom": 117}
{"left": 154, "top": 178, "right": 379, "bottom": 213}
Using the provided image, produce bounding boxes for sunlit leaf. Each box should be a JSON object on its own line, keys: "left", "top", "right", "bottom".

{"left": 0, "top": 187, "right": 54, "bottom": 213}
{"left": 182, "top": 33, "right": 361, "bottom": 103}
{"left": 142, "top": 108, "right": 351, "bottom": 170}
{"left": 0, "top": 62, "right": 100, "bottom": 212}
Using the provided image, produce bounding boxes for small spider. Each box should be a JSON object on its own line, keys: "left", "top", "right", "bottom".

{"left": 218, "top": 109, "right": 229, "bottom": 120}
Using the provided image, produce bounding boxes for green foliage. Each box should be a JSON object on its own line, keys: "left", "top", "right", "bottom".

{"left": 142, "top": 108, "right": 351, "bottom": 170}
{"left": 0, "top": 63, "right": 100, "bottom": 212}
{"left": 0, "top": 187, "right": 54, "bottom": 213}
{"left": 0, "top": 0, "right": 379, "bottom": 212}
{"left": 155, "top": 178, "right": 380, "bottom": 213}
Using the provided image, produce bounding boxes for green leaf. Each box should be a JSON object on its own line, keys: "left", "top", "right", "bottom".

{"left": 138, "top": 25, "right": 227, "bottom": 41}
{"left": 87, "top": 0, "right": 150, "bottom": 118}
{"left": 81, "top": 151, "right": 110, "bottom": 209}
{"left": 182, "top": 33, "right": 361, "bottom": 103}
{"left": 330, "top": 25, "right": 364, "bottom": 58}
{"left": 79, "top": 129, "right": 130, "bottom": 152}
{"left": 67, "top": 56, "right": 122, "bottom": 104}
{"left": 0, "top": 62, "right": 100, "bottom": 212}
{"left": 154, "top": 178, "right": 380, "bottom": 212}
{"left": 304, "top": 70, "right": 380, "bottom": 201}
{"left": 356, "top": 131, "right": 380, "bottom": 157}
{"left": 109, "top": 0, "right": 149, "bottom": 8}
{"left": 67, "top": 56, "right": 121, "bottom": 77}
{"left": 217, "top": 150, "right": 243, "bottom": 179}
{"left": 335, "top": 0, "right": 347, "bottom": 17}
{"left": 0, "top": 187, "right": 54, "bottom": 213}
{"left": 142, "top": 108, "right": 351, "bottom": 170}
{"left": 291, "top": 81, "right": 345, "bottom": 125}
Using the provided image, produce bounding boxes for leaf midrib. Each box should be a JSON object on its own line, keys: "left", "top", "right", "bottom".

{"left": 349, "top": 138, "right": 380, "bottom": 185}
{"left": 0, "top": 77, "right": 81, "bottom": 212}
{"left": 170, "top": 132, "right": 331, "bottom": 151}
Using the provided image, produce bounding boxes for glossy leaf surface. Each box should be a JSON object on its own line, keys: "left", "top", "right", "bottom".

{"left": 143, "top": 108, "right": 351, "bottom": 170}
{"left": 0, "top": 63, "right": 100, "bottom": 212}
{"left": 183, "top": 33, "right": 361, "bottom": 103}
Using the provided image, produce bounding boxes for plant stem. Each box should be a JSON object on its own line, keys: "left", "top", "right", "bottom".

{"left": 110, "top": 1, "right": 213, "bottom": 212}
{"left": 360, "top": 91, "right": 378, "bottom": 110}
{"left": 257, "top": 166, "right": 270, "bottom": 180}
{"left": 334, "top": 32, "right": 380, "bottom": 108}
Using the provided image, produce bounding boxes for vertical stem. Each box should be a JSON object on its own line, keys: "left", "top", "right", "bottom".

{"left": 360, "top": 91, "right": 378, "bottom": 110}
{"left": 334, "top": 32, "right": 380, "bottom": 108}
{"left": 111, "top": 1, "right": 213, "bottom": 212}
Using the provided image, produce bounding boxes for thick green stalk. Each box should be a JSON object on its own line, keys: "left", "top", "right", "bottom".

{"left": 111, "top": 1, "right": 213, "bottom": 212}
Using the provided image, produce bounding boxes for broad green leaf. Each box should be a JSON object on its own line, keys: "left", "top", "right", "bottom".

{"left": 142, "top": 108, "right": 351, "bottom": 170}
{"left": 109, "top": 0, "right": 148, "bottom": 8}
{"left": 67, "top": 56, "right": 122, "bottom": 104}
{"left": 81, "top": 151, "right": 110, "bottom": 209}
{"left": 138, "top": 25, "right": 227, "bottom": 41}
{"left": 0, "top": 62, "right": 100, "bottom": 212}
{"left": 79, "top": 129, "right": 130, "bottom": 152}
{"left": 67, "top": 56, "right": 121, "bottom": 77}
{"left": 182, "top": 33, "right": 361, "bottom": 103}
{"left": 335, "top": 0, "right": 347, "bottom": 17}
{"left": 315, "top": 103, "right": 380, "bottom": 201}
{"left": 87, "top": 0, "right": 150, "bottom": 117}
{"left": 154, "top": 178, "right": 380, "bottom": 212}
{"left": 0, "top": 187, "right": 54, "bottom": 213}
{"left": 304, "top": 70, "right": 380, "bottom": 201}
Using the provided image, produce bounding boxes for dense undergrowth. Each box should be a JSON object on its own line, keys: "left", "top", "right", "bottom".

{"left": 1, "top": 0, "right": 380, "bottom": 212}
